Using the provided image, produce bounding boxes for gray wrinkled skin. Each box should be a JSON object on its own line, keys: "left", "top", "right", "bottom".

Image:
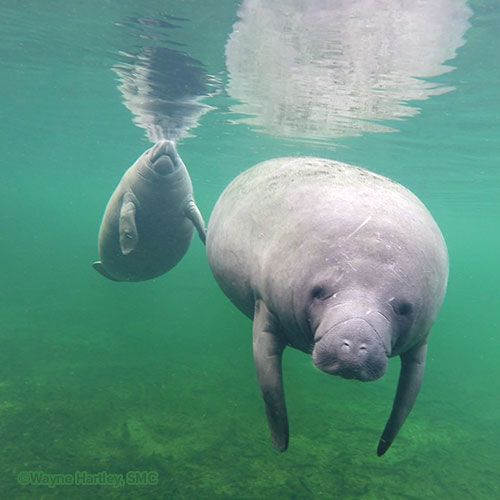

{"left": 206, "top": 157, "right": 448, "bottom": 455}
{"left": 93, "top": 140, "right": 205, "bottom": 282}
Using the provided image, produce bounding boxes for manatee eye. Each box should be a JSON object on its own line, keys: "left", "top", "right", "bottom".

{"left": 390, "top": 299, "right": 413, "bottom": 316}
{"left": 398, "top": 302, "right": 412, "bottom": 316}
{"left": 311, "top": 286, "right": 336, "bottom": 301}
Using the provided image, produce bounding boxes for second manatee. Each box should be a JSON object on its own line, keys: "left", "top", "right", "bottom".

{"left": 93, "top": 140, "right": 206, "bottom": 282}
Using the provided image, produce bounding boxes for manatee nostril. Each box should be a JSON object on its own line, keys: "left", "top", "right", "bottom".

{"left": 312, "top": 318, "right": 389, "bottom": 381}
{"left": 148, "top": 141, "right": 170, "bottom": 162}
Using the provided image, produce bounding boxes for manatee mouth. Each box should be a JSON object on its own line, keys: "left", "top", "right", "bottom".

{"left": 313, "top": 356, "right": 381, "bottom": 382}
{"left": 312, "top": 318, "right": 388, "bottom": 382}
{"left": 153, "top": 155, "right": 175, "bottom": 175}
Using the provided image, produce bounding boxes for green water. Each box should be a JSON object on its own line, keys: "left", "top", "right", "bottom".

{"left": 1, "top": 1, "right": 499, "bottom": 499}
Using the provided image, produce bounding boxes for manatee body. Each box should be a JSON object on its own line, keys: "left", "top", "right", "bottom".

{"left": 93, "top": 140, "right": 206, "bottom": 282}
{"left": 206, "top": 157, "right": 448, "bottom": 455}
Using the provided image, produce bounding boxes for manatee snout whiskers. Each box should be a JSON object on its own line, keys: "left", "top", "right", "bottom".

{"left": 312, "top": 319, "right": 388, "bottom": 382}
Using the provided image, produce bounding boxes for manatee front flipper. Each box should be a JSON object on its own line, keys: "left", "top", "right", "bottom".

{"left": 184, "top": 199, "right": 207, "bottom": 244}
{"left": 252, "top": 299, "right": 289, "bottom": 451}
{"left": 377, "top": 341, "right": 428, "bottom": 456}
{"left": 119, "top": 191, "right": 139, "bottom": 255}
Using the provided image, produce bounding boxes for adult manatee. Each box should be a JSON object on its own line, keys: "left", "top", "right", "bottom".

{"left": 206, "top": 157, "right": 448, "bottom": 455}
{"left": 93, "top": 140, "right": 205, "bottom": 282}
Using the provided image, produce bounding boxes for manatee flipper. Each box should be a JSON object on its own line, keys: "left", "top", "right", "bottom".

{"left": 377, "top": 341, "right": 428, "bottom": 456}
{"left": 184, "top": 199, "right": 207, "bottom": 244}
{"left": 92, "top": 261, "right": 122, "bottom": 282}
{"left": 252, "top": 299, "right": 289, "bottom": 451}
{"left": 119, "top": 191, "right": 139, "bottom": 255}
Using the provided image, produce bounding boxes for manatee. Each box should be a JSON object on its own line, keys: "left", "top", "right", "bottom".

{"left": 93, "top": 140, "right": 206, "bottom": 282}
{"left": 206, "top": 157, "right": 449, "bottom": 455}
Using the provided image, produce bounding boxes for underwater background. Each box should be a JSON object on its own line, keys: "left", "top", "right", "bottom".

{"left": 1, "top": 0, "right": 499, "bottom": 498}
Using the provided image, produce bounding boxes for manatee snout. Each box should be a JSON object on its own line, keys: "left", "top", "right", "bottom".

{"left": 148, "top": 140, "right": 177, "bottom": 175}
{"left": 312, "top": 318, "right": 388, "bottom": 382}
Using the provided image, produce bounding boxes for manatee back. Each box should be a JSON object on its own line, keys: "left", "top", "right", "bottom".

{"left": 206, "top": 157, "right": 448, "bottom": 324}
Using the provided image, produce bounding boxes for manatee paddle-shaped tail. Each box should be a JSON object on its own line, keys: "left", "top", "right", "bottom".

{"left": 92, "top": 262, "right": 122, "bottom": 281}
{"left": 377, "top": 341, "right": 428, "bottom": 456}
{"left": 252, "top": 300, "right": 289, "bottom": 451}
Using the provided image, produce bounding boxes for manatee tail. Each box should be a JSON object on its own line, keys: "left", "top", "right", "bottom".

{"left": 92, "top": 261, "right": 123, "bottom": 282}
{"left": 377, "top": 341, "right": 428, "bottom": 456}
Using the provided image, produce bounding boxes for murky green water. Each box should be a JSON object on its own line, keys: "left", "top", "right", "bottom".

{"left": 1, "top": 1, "right": 499, "bottom": 498}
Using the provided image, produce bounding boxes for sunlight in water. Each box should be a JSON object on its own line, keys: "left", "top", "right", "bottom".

{"left": 225, "top": 0, "right": 472, "bottom": 139}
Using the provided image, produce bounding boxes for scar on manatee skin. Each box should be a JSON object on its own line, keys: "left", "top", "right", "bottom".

{"left": 344, "top": 215, "right": 372, "bottom": 241}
